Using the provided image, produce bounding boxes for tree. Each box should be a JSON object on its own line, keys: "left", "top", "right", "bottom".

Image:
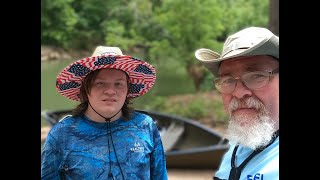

{"left": 151, "top": 0, "right": 225, "bottom": 91}
{"left": 41, "top": 0, "right": 78, "bottom": 48}
{"left": 269, "top": 0, "right": 279, "bottom": 36}
{"left": 149, "top": 0, "right": 269, "bottom": 91}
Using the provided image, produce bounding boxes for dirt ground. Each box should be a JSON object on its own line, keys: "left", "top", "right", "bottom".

{"left": 167, "top": 169, "right": 215, "bottom": 180}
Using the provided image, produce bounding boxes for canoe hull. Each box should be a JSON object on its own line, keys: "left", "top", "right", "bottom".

{"left": 166, "top": 145, "right": 229, "bottom": 169}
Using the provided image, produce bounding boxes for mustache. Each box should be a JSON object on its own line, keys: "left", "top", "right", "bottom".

{"left": 228, "top": 97, "right": 265, "bottom": 113}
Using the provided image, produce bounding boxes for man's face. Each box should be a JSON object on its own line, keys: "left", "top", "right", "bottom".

{"left": 218, "top": 55, "right": 279, "bottom": 149}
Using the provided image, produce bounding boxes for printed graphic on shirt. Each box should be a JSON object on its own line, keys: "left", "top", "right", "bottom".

{"left": 130, "top": 142, "right": 144, "bottom": 152}
{"left": 247, "top": 173, "right": 264, "bottom": 180}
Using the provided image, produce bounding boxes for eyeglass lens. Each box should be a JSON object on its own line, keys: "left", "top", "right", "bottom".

{"left": 214, "top": 68, "right": 278, "bottom": 94}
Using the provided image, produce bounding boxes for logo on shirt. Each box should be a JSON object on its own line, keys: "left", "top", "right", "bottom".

{"left": 130, "top": 142, "right": 144, "bottom": 152}
{"left": 247, "top": 173, "right": 264, "bottom": 180}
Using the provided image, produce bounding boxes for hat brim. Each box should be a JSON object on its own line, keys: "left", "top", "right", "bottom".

{"left": 195, "top": 35, "right": 279, "bottom": 77}
{"left": 56, "top": 55, "right": 156, "bottom": 101}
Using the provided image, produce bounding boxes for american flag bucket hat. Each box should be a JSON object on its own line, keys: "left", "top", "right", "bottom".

{"left": 56, "top": 46, "right": 156, "bottom": 101}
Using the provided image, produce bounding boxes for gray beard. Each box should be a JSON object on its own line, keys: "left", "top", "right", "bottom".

{"left": 226, "top": 115, "right": 275, "bottom": 150}
{"left": 225, "top": 97, "right": 276, "bottom": 150}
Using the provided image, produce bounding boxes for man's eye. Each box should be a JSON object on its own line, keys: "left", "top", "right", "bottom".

{"left": 222, "top": 77, "right": 235, "bottom": 84}
{"left": 249, "top": 73, "right": 267, "bottom": 80}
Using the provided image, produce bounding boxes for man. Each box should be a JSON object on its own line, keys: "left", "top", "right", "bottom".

{"left": 195, "top": 27, "right": 279, "bottom": 180}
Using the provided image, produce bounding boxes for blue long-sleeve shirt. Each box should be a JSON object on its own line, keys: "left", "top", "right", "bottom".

{"left": 41, "top": 111, "right": 168, "bottom": 180}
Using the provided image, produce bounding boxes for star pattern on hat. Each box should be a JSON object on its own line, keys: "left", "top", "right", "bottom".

{"left": 94, "top": 56, "right": 117, "bottom": 66}
{"left": 134, "top": 64, "right": 154, "bottom": 75}
{"left": 56, "top": 49, "right": 156, "bottom": 101}
{"left": 131, "top": 57, "right": 141, "bottom": 61}
{"left": 68, "top": 64, "right": 92, "bottom": 77}
{"left": 130, "top": 84, "right": 145, "bottom": 93}
{"left": 58, "top": 81, "right": 81, "bottom": 91}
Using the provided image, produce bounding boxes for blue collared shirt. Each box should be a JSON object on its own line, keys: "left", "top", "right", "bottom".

{"left": 214, "top": 137, "right": 279, "bottom": 180}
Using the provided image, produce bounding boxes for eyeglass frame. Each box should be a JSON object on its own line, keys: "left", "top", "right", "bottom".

{"left": 214, "top": 68, "right": 279, "bottom": 94}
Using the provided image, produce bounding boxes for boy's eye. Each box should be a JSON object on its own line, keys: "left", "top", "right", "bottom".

{"left": 115, "top": 82, "right": 125, "bottom": 87}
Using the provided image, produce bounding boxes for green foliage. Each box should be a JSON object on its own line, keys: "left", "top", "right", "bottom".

{"left": 210, "top": 100, "right": 228, "bottom": 123}
{"left": 145, "top": 92, "right": 228, "bottom": 123}
{"left": 68, "top": 0, "right": 120, "bottom": 49}
{"left": 41, "top": 0, "right": 271, "bottom": 126}
{"left": 42, "top": 0, "right": 270, "bottom": 51}
{"left": 199, "top": 70, "right": 215, "bottom": 92}
{"left": 133, "top": 95, "right": 166, "bottom": 111}
{"left": 102, "top": 20, "right": 134, "bottom": 50}
{"left": 217, "top": 0, "right": 269, "bottom": 40}
{"left": 164, "top": 99, "right": 209, "bottom": 119}
{"left": 152, "top": 0, "right": 225, "bottom": 66}
{"left": 41, "top": 0, "right": 78, "bottom": 48}
{"left": 148, "top": 40, "right": 178, "bottom": 66}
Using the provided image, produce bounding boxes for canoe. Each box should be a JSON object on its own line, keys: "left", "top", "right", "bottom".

{"left": 41, "top": 109, "right": 229, "bottom": 169}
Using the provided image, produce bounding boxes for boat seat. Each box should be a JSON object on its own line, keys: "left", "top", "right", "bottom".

{"left": 162, "top": 121, "right": 185, "bottom": 152}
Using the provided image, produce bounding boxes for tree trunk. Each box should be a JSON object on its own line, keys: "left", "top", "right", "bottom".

{"left": 269, "top": 0, "right": 279, "bottom": 36}
{"left": 187, "top": 63, "right": 206, "bottom": 91}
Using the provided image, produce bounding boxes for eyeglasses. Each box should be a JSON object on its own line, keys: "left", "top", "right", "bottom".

{"left": 214, "top": 68, "right": 279, "bottom": 94}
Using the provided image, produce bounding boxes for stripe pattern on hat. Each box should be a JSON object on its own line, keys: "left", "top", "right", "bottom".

{"left": 56, "top": 55, "right": 156, "bottom": 101}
